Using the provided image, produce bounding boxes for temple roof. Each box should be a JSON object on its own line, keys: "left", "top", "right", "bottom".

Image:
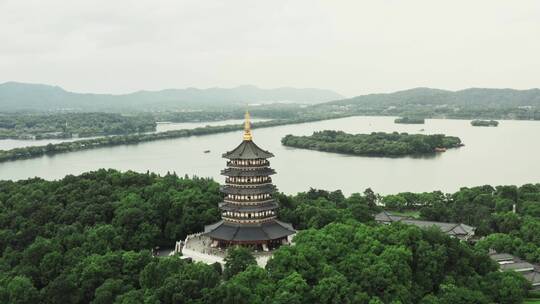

{"left": 400, "top": 219, "right": 475, "bottom": 236}
{"left": 374, "top": 211, "right": 410, "bottom": 223}
{"left": 221, "top": 167, "right": 276, "bottom": 177}
{"left": 523, "top": 271, "right": 540, "bottom": 285}
{"left": 499, "top": 262, "right": 535, "bottom": 272}
{"left": 219, "top": 200, "right": 279, "bottom": 212}
{"left": 221, "top": 184, "right": 276, "bottom": 195}
{"left": 222, "top": 140, "right": 274, "bottom": 160}
{"left": 204, "top": 219, "right": 295, "bottom": 242}
{"left": 375, "top": 211, "right": 475, "bottom": 236}
{"left": 489, "top": 253, "right": 515, "bottom": 262}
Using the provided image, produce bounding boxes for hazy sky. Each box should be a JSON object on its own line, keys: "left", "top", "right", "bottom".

{"left": 1, "top": 0, "right": 539, "bottom": 97}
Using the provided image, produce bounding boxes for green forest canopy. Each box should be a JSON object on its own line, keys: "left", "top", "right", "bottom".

{"left": 281, "top": 130, "right": 462, "bottom": 157}
{"left": 0, "top": 113, "right": 156, "bottom": 139}
{"left": 1, "top": 170, "right": 538, "bottom": 303}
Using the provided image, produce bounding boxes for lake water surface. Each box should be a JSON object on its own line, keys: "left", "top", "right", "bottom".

{"left": 1, "top": 116, "right": 539, "bottom": 195}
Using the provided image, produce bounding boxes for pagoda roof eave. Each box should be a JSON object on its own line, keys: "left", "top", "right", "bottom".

{"left": 222, "top": 140, "right": 274, "bottom": 160}
{"left": 203, "top": 220, "right": 295, "bottom": 242}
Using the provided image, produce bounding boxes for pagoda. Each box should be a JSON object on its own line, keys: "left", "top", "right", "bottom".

{"left": 203, "top": 111, "right": 295, "bottom": 251}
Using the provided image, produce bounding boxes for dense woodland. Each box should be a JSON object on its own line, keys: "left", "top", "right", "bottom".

{"left": 0, "top": 113, "right": 350, "bottom": 163}
{"left": 0, "top": 170, "right": 538, "bottom": 303}
{"left": 0, "top": 113, "right": 156, "bottom": 139}
{"left": 0, "top": 105, "right": 326, "bottom": 140}
{"left": 281, "top": 131, "right": 462, "bottom": 157}
{"left": 380, "top": 184, "right": 540, "bottom": 264}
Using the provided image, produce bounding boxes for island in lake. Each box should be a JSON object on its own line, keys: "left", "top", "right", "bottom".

{"left": 471, "top": 120, "right": 499, "bottom": 127}
{"left": 281, "top": 130, "right": 463, "bottom": 157}
{"left": 394, "top": 117, "right": 425, "bottom": 124}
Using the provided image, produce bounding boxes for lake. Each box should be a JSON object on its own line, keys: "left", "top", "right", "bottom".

{"left": 0, "top": 116, "right": 539, "bottom": 195}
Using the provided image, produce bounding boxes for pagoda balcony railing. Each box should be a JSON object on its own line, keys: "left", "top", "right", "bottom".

{"left": 222, "top": 215, "right": 277, "bottom": 223}
{"left": 225, "top": 177, "right": 272, "bottom": 184}
{"left": 223, "top": 198, "right": 274, "bottom": 204}
{"left": 226, "top": 160, "right": 270, "bottom": 168}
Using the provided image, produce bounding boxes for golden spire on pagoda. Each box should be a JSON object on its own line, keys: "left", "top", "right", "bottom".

{"left": 243, "top": 110, "right": 252, "bottom": 141}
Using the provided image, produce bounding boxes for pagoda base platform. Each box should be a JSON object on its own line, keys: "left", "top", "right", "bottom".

{"left": 178, "top": 232, "right": 295, "bottom": 267}
{"left": 203, "top": 219, "right": 296, "bottom": 245}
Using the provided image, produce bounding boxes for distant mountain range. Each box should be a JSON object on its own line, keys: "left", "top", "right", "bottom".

{"left": 2, "top": 82, "right": 540, "bottom": 113}
{"left": 320, "top": 87, "right": 540, "bottom": 108}
{"left": 0, "top": 82, "right": 344, "bottom": 112}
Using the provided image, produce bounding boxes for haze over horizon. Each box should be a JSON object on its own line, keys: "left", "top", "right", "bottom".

{"left": 1, "top": 0, "right": 539, "bottom": 97}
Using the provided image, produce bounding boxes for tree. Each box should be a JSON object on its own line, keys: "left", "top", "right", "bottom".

{"left": 437, "top": 284, "right": 488, "bottom": 304}
{"left": 207, "top": 280, "right": 252, "bottom": 304}
{"left": 41, "top": 274, "right": 81, "bottom": 304}
{"left": 205, "top": 266, "right": 272, "bottom": 304}
{"left": 520, "top": 217, "right": 540, "bottom": 246}
{"left": 313, "top": 274, "right": 352, "bottom": 304}
{"left": 364, "top": 188, "right": 379, "bottom": 209}
{"left": 481, "top": 271, "right": 529, "bottom": 304}
{"left": 346, "top": 193, "right": 374, "bottom": 222}
{"left": 154, "top": 263, "right": 220, "bottom": 304}
{"left": 383, "top": 195, "right": 407, "bottom": 211}
{"left": 139, "top": 257, "right": 186, "bottom": 290}
{"left": 522, "top": 201, "right": 540, "bottom": 218}
{"left": 223, "top": 246, "right": 257, "bottom": 279}
{"left": 492, "top": 212, "right": 522, "bottom": 234}
{"left": 419, "top": 294, "right": 441, "bottom": 304}
{"left": 114, "top": 290, "right": 145, "bottom": 304}
{"left": 92, "top": 279, "right": 132, "bottom": 304}
{"left": 6, "top": 276, "right": 40, "bottom": 304}
{"left": 273, "top": 272, "right": 309, "bottom": 304}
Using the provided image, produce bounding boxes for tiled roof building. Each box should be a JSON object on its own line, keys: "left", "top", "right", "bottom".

{"left": 375, "top": 211, "right": 475, "bottom": 241}
{"left": 489, "top": 251, "right": 540, "bottom": 291}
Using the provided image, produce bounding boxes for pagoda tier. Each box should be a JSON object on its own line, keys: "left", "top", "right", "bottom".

{"left": 204, "top": 111, "right": 295, "bottom": 247}
{"left": 220, "top": 184, "right": 276, "bottom": 195}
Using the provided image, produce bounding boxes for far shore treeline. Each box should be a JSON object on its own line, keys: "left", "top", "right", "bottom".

{"left": 0, "top": 113, "right": 157, "bottom": 140}
{"left": 0, "top": 113, "right": 351, "bottom": 163}
{"left": 281, "top": 130, "right": 463, "bottom": 157}
{"left": 0, "top": 106, "right": 305, "bottom": 140}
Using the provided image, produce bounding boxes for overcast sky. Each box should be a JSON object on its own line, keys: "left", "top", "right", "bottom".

{"left": 1, "top": 0, "right": 539, "bottom": 97}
